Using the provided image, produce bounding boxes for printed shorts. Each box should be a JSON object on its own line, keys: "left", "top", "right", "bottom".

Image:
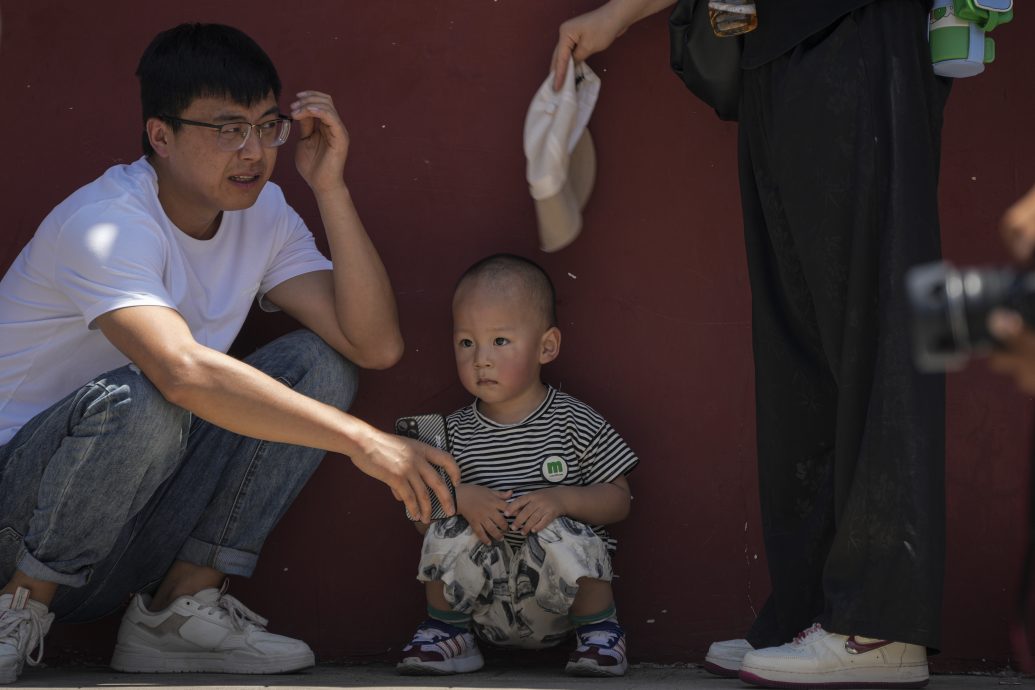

{"left": 416, "top": 515, "right": 612, "bottom": 649}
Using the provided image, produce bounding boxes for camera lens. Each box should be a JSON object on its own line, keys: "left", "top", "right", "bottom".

{"left": 906, "top": 261, "right": 1035, "bottom": 372}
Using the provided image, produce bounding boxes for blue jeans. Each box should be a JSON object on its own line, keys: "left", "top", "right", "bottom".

{"left": 0, "top": 330, "right": 357, "bottom": 623}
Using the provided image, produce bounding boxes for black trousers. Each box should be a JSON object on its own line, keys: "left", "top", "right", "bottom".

{"left": 738, "top": 0, "right": 951, "bottom": 650}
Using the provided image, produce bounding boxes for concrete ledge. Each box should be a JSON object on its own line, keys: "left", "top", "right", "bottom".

{"left": 5, "top": 664, "right": 1033, "bottom": 690}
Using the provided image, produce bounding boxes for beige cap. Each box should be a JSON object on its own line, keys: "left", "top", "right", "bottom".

{"left": 523, "top": 58, "right": 600, "bottom": 253}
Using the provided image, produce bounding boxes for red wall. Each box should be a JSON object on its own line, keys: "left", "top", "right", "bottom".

{"left": 2, "top": 0, "right": 1033, "bottom": 671}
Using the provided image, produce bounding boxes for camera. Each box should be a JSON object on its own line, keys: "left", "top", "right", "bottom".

{"left": 395, "top": 417, "right": 419, "bottom": 437}
{"left": 906, "top": 261, "right": 1035, "bottom": 372}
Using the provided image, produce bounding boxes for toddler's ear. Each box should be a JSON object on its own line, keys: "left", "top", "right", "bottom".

{"left": 539, "top": 327, "right": 561, "bottom": 364}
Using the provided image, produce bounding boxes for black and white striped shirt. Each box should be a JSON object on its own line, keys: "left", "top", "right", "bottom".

{"left": 447, "top": 387, "right": 638, "bottom": 552}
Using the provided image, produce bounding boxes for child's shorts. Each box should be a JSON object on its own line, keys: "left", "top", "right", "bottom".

{"left": 416, "top": 515, "right": 613, "bottom": 649}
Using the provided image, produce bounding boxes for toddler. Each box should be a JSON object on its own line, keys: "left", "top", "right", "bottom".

{"left": 397, "top": 254, "right": 638, "bottom": 677}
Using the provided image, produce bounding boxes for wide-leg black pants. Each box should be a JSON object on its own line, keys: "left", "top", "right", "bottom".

{"left": 738, "top": 0, "right": 951, "bottom": 650}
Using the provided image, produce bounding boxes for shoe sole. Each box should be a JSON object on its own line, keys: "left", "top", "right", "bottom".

{"left": 110, "top": 646, "right": 315, "bottom": 674}
{"left": 397, "top": 655, "right": 484, "bottom": 675}
{"left": 739, "top": 669, "right": 929, "bottom": 689}
{"left": 565, "top": 659, "right": 629, "bottom": 677}
{"left": 0, "top": 662, "right": 22, "bottom": 684}
{"left": 702, "top": 659, "right": 741, "bottom": 678}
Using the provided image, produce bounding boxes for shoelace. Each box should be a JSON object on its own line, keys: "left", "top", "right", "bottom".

{"left": 792, "top": 623, "right": 825, "bottom": 646}
{"left": 413, "top": 623, "right": 460, "bottom": 644}
{"left": 0, "top": 607, "right": 46, "bottom": 667}
{"left": 578, "top": 624, "right": 622, "bottom": 649}
{"left": 209, "top": 594, "right": 269, "bottom": 632}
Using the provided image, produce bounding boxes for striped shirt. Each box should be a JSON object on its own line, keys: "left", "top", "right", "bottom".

{"left": 447, "top": 387, "right": 639, "bottom": 552}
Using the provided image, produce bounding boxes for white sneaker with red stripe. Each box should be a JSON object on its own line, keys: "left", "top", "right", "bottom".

{"left": 397, "top": 620, "right": 483, "bottom": 675}
{"left": 739, "top": 623, "right": 929, "bottom": 688}
{"left": 704, "top": 637, "right": 754, "bottom": 677}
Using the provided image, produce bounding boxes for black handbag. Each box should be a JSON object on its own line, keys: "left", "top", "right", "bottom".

{"left": 668, "top": 0, "right": 743, "bottom": 121}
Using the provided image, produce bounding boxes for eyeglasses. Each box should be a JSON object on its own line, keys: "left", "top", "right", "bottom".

{"left": 160, "top": 114, "right": 292, "bottom": 152}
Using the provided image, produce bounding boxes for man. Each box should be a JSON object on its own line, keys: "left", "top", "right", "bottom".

{"left": 549, "top": 0, "right": 949, "bottom": 687}
{"left": 0, "top": 22, "right": 457, "bottom": 682}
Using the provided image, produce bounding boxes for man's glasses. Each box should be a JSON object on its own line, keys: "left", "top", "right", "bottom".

{"left": 160, "top": 115, "right": 292, "bottom": 152}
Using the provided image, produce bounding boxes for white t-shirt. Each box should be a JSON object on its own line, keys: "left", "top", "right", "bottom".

{"left": 0, "top": 157, "right": 332, "bottom": 445}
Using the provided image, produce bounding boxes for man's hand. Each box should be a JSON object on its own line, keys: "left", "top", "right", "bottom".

{"left": 552, "top": 4, "right": 627, "bottom": 90}
{"left": 1002, "top": 183, "right": 1035, "bottom": 263}
{"left": 987, "top": 309, "right": 1035, "bottom": 395}
{"left": 290, "top": 90, "right": 350, "bottom": 195}
{"left": 350, "top": 429, "right": 461, "bottom": 524}
{"left": 505, "top": 488, "right": 568, "bottom": 536}
{"left": 550, "top": 0, "right": 676, "bottom": 90}
{"left": 457, "top": 485, "right": 513, "bottom": 545}
{"left": 986, "top": 185, "right": 1035, "bottom": 394}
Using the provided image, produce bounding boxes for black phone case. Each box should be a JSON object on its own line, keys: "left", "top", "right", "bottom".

{"left": 394, "top": 414, "right": 456, "bottom": 521}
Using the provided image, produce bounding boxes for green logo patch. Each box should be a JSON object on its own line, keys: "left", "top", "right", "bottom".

{"left": 540, "top": 456, "right": 569, "bottom": 482}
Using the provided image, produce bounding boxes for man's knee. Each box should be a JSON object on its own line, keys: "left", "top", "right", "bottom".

{"left": 75, "top": 368, "right": 189, "bottom": 472}
{"left": 248, "top": 330, "right": 359, "bottom": 412}
{"left": 301, "top": 336, "right": 358, "bottom": 412}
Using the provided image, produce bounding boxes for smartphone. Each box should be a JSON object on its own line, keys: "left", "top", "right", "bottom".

{"left": 394, "top": 414, "right": 457, "bottom": 521}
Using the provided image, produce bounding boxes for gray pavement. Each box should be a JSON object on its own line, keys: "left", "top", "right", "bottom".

{"left": 6, "top": 664, "right": 1034, "bottom": 690}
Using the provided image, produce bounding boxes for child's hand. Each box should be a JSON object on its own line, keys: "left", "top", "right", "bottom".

{"left": 505, "top": 488, "right": 568, "bottom": 536}
{"left": 457, "top": 484, "right": 513, "bottom": 545}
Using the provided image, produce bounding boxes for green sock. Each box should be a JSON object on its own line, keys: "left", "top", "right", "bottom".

{"left": 570, "top": 604, "right": 618, "bottom": 628}
{"left": 428, "top": 605, "right": 471, "bottom": 630}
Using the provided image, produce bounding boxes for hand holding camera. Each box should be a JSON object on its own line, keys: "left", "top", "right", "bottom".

{"left": 986, "top": 184, "right": 1035, "bottom": 393}
{"left": 906, "top": 184, "right": 1035, "bottom": 383}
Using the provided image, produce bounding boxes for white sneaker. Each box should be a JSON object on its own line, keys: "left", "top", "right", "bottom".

{"left": 0, "top": 588, "right": 54, "bottom": 684}
{"left": 110, "top": 588, "right": 314, "bottom": 674}
{"left": 739, "top": 623, "right": 929, "bottom": 688}
{"left": 703, "top": 637, "right": 753, "bottom": 677}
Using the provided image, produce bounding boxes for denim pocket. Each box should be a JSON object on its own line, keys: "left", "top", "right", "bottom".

{"left": 0, "top": 526, "right": 24, "bottom": 585}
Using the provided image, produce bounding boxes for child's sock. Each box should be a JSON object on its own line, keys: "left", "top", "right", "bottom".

{"left": 570, "top": 604, "right": 618, "bottom": 628}
{"left": 428, "top": 604, "right": 471, "bottom": 630}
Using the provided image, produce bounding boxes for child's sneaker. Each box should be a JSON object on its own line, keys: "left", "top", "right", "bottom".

{"left": 397, "top": 619, "right": 484, "bottom": 675}
{"left": 565, "top": 620, "right": 628, "bottom": 677}
{"left": 0, "top": 588, "right": 54, "bottom": 684}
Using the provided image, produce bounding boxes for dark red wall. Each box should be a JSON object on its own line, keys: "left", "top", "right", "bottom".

{"left": 2, "top": 0, "right": 1033, "bottom": 670}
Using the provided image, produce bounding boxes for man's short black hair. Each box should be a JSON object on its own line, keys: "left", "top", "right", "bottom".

{"left": 456, "top": 253, "right": 558, "bottom": 328}
{"left": 136, "top": 23, "right": 281, "bottom": 156}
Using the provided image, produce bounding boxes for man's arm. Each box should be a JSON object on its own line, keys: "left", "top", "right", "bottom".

{"left": 95, "top": 305, "right": 457, "bottom": 522}
{"left": 264, "top": 90, "right": 404, "bottom": 370}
